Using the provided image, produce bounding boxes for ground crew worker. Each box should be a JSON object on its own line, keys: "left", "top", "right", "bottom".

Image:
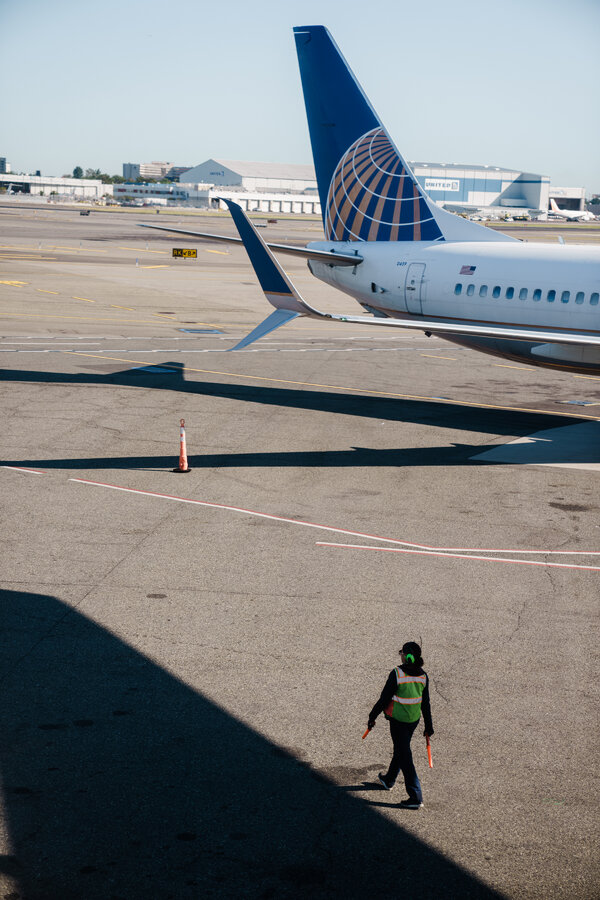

{"left": 367, "top": 641, "right": 433, "bottom": 809}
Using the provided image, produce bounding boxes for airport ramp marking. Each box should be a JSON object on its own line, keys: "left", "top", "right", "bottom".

{"left": 2, "top": 465, "right": 46, "bottom": 475}
{"left": 315, "top": 543, "right": 600, "bottom": 572}
{"left": 68, "top": 478, "right": 600, "bottom": 561}
{"left": 119, "top": 247, "right": 168, "bottom": 254}
{"left": 0, "top": 245, "right": 47, "bottom": 252}
{"left": 58, "top": 351, "right": 600, "bottom": 421}
{"left": 47, "top": 245, "right": 107, "bottom": 253}
{"left": 72, "top": 296, "right": 95, "bottom": 302}
{"left": 0, "top": 312, "right": 174, "bottom": 326}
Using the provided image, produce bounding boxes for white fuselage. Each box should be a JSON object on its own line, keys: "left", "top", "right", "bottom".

{"left": 549, "top": 200, "right": 596, "bottom": 222}
{"left": 308, "top": 240, "right": 600, "bottom": 374}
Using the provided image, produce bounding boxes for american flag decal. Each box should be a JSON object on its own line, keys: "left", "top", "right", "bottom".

{"left": 460, "top": 265, "right": 476, "bottom": 275}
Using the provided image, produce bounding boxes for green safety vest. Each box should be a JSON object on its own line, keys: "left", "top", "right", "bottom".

{"left": 384, "top": 667, "right": 426, "bottom": 724}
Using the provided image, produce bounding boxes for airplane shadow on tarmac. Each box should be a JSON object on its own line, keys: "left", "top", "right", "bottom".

{"left": 0, "top": 590, "right": 503, "bottom": 900}
{"left": 2, "top": 360, "right": 598, "bottom": 470}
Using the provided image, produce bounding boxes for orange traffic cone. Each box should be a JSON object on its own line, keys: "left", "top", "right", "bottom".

{"left": 173, "top": 418, "right": 191, "bottom": 473}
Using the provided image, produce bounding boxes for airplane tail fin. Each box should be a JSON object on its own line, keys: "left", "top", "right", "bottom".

{"left": 294, "top": 25, "right": 443, "bottom": 243}
{"left": 550, "top": 198, "right": 559, "bottom": 212}
{"left": 294, "top": 25, "right": 515, "bottom": 244}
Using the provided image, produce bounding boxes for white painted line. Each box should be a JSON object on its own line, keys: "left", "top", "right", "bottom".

{"left": 69, "top": 478, "right": 600, "bottom": 557}
{"left": 0, "top": 346, "right": 433, "bottom": 355}
{"left": 316, "top": 542, "right": 600, "bottom": 572}
{"left": 2, "top": 465, "right": 46, "bottom": 475}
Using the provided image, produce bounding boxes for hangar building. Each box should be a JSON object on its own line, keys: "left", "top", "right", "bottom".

{"left": 0, "top": 173, "right": 107, "bottom": 200}
{"left": 182, "top": 159, "right": 317, "bottom": 193}
{"left": 411, "top": 163, "right": 550, "bottom": 212}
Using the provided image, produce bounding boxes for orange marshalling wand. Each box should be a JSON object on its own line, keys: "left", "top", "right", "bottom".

{"left": 426, "top": 735, "right": 433, "bottom": 768}
{"left": 362, "top": 727, "right": 371, "bottom": 740}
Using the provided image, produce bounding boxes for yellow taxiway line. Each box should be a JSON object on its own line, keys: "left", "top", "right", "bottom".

{"left": 47, "top": 245, "right": 107, "bottom": 253}
{"left": 59, "top": 351, "right": 600, "bottom": 421}
{"left": 119, "top": 247, "right": 167, "bottom": 254}
{"left": 0, "top": 255, "right": 54, "bottom": 260}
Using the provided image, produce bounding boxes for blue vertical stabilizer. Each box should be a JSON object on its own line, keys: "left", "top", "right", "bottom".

{"left": 293, "top": 25, "right": 443, "bottom": 243}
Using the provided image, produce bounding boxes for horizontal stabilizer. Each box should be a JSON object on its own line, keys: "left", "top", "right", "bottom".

{"left": 229, "top": 309, "right": 300, "bottom": 351}
{"left": 137, "top": 222, "right": 362, "bottom": 266}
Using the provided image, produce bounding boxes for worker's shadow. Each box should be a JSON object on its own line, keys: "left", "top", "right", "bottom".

{"left": 0, "top": 589, "right": 503, "bottom": 900}
{"left": 339, "top": 781, "right": 416, "bottom": 809}
{"left": 340, "top": 780, "right": 385, "bottom": 792}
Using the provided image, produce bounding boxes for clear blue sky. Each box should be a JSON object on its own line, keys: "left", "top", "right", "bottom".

{"left": 2, "top": 0, "right": 599, "bottom": 193}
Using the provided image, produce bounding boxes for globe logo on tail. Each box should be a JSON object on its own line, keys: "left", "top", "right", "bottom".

{"left": 325, "top": 128, "right": 443, "bottom": 243}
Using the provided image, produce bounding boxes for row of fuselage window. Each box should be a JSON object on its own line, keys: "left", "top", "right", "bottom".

{"left": 454, "top": 283, "right": 599, "bottom": 305}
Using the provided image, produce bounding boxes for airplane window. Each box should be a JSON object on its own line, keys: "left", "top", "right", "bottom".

{"left": 533, "top": 289, "right": 542, "bottom": 301}
{"left": 479, "top": 285, "right": 488, "bottom": 297}
{"left": 492, "top": 286, "right": 501, "bottom": 298}
{"left": 454, "top": 283, "right": 462, "bottom": 295}
{"left": 506, "top": 287, "right": 514, "bottom": 299}
{"left": 466, "top": 284, "right": 475, "bottom": 296}
{"left": 519, "top": 288, "right": 528, "bottom": 300}
{"left": 547, "top": 290, "right": 556, "bottom": 302}
{"left": 575, "top": 292, "right": 585, "bottom": 304}
{"left": 561, "top": 291, "right": 570, "bottom": 303}
{"left": 591, "top": 293, "right": 599, "bottom": 306}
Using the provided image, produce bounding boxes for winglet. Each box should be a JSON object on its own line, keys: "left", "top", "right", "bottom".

{"left": 228, "top": 309, "right": 300, "bottom": 351}
{"left": 223, "top": 199, "right": 325, "bottom": 350}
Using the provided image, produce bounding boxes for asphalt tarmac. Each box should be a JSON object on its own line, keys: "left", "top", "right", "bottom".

{"left": 1, "top": 203, "right": 599, "bottom": 900}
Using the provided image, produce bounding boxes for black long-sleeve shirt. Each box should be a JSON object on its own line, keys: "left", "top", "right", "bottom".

{"left": 369, "top": 666, "right": 434, "bottom": 734}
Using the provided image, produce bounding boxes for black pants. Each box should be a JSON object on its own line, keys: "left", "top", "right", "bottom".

{"left": 383, "top": 718, "right": 422, "bottom": 802}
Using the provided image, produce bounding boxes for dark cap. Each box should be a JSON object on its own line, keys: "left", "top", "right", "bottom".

{"left": 401, "top": 642, "right": 423, "bottom": 666}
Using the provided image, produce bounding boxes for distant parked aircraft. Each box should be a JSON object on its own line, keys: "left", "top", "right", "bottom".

{"left": 548, "top": 198, "right": 596, "bottom": 222}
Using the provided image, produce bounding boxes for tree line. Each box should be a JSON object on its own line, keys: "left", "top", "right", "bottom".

{"left": 71, "top": 167, "right": 170, "bottom": 184}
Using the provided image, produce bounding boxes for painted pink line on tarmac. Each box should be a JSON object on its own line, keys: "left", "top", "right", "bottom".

{"left": 69, "top": 477, "right": 600, "bottom": 559}
{"left": 316, "top": 543, "right": 600, "bottom": 572}
{"left": 2, "top": 465, "right": 46, "bottom": 475}
{"left": 69, "top": 478, "right": 403, "bottom": 541}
